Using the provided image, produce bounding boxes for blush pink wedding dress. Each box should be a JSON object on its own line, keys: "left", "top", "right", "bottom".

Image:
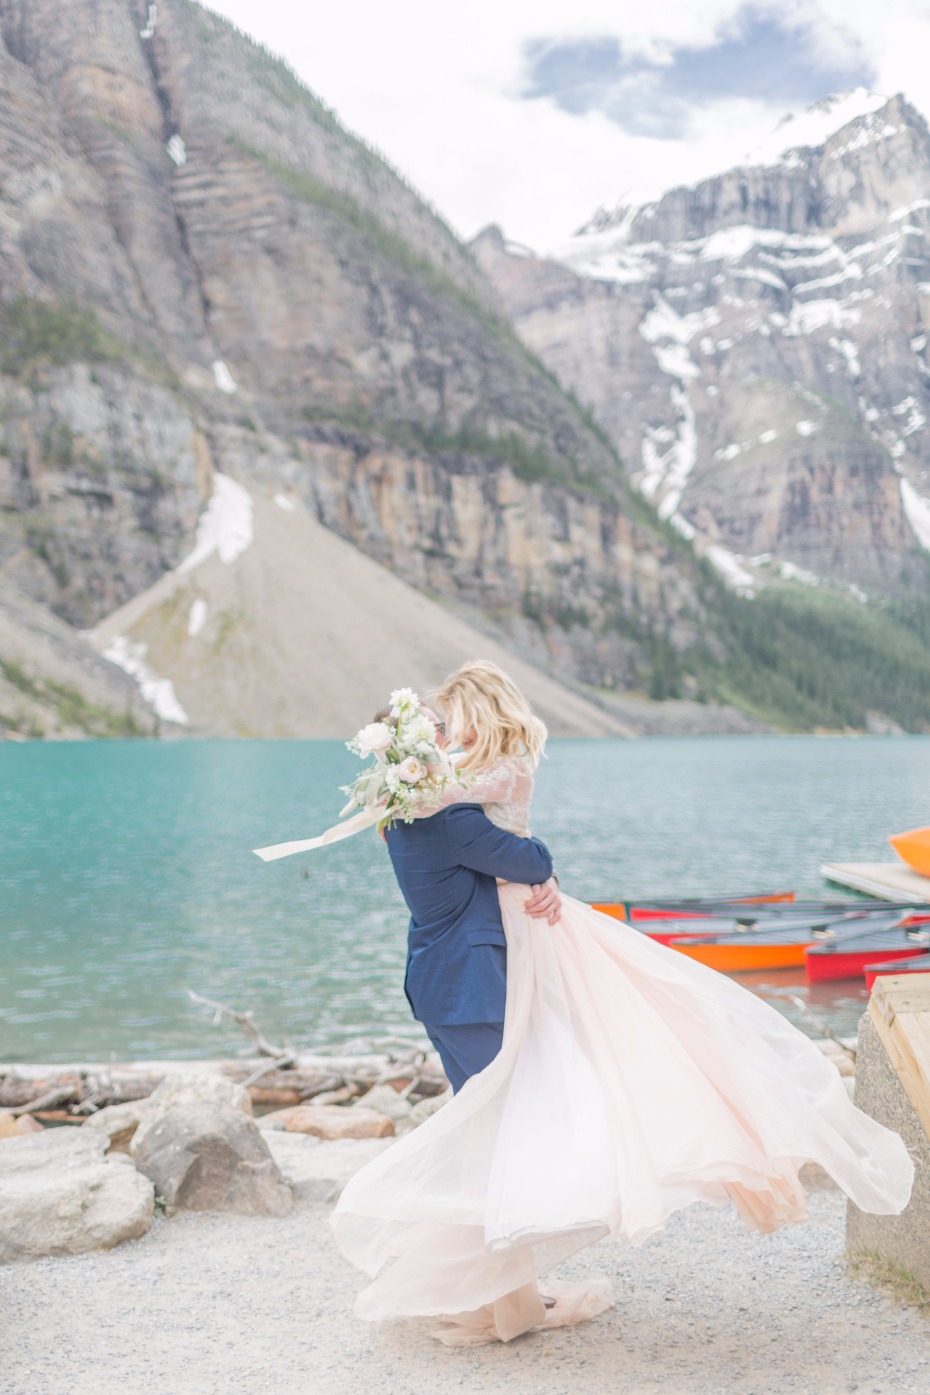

{"left": 331, "top": 759, "right": 914, "bottom": 1346}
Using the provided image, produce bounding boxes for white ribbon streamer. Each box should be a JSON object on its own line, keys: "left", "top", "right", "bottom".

{"left": 253, "top": 805, "right": 383, "bottom": 862}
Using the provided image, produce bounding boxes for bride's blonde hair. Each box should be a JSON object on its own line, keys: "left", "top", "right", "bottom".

{"left": 434, "top": 660, "right": 547, "bottom": 773}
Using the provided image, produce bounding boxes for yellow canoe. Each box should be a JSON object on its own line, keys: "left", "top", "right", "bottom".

{"left": 888, "top": 826, "right": 930, "bottom": 878}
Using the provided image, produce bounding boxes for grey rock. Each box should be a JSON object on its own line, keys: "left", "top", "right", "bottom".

{"left": 129, "top": 1070, "right": 251, "bottom": 1159}
{"left": 352, "top": 1084, "right": 415, "bottom": 1125}
{"left": 0, "top": 1127, "right": 154, "bottom": 1263}
{"left": 132, "top": 1100, "right": 293, "bottom": 1218}
{"left": 407, "top": 1088, "right": 453, "bottom": 1128}
{"left": 263, "top": 1134, "right": 393, "bottom": 1203}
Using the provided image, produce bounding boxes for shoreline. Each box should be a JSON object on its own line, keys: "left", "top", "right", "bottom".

{"left": 0, "top": 1034, "right": 857, "bottom": 1109}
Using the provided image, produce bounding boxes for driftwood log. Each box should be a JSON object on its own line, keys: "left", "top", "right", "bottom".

{"left": 0, "top": 1057, "right": 447, "bottom": 1118}
{"left": 0, "top": 1069, "right": 164, "bottom": 1116}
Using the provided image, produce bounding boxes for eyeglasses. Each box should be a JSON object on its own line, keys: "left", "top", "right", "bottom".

{"left": 435, "top": 722, "right": 446, "bottom": 735}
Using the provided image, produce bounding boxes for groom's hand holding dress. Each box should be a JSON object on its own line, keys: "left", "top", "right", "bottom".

{"left": 524, "top": 879, "right": 561, "bottom": 924}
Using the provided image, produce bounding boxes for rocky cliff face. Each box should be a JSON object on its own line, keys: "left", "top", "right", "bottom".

{"left": 474, "top": 91, "right": 930, "bottom": 601}
{"left": 0, "top": 0, "right": 719, "bottom": 734}
{"left": 2, "top": 13, "right": 926, "bottom": 736}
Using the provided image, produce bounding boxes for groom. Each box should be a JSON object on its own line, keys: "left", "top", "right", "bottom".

{"left": 385, "top": 798, "right": 559, "bottom": 1093}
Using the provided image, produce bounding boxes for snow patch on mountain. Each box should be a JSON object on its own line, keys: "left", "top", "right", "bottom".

{"left": 187, "top": 599, "right": 207, "bottom": 638}
{"left": 103, "top": 635, "right": 188, "bottom": 724}
{"left": 139, "top": 3, "right": 157, "bottom": 40}
{"left": 745, "top": 89, "right": 890, "bottom": 168}
{"left": 557, "top": 224, "right": 842, "bottom": 285}
{"left": 830, "top": 337, "right": 861, "bottom": 377}
{"left": 892, "top": 397, "right": 927, "bottom": 437}
{"left": 829, "top": 119, "right": 903, "bottom": 162}
{"left": 640, "top": 298, "right": 719, "bottom": 380}
{"left": 901, "top": 479, "right": 930, "bottom": 551}
{"left": 552, "top": 228, "right": 659, "bottom": 283}
{"left": 640, "top": 299, "right": 720, "bottom": 345}
{"left": 178, "top": 474, "right": 254, "bottom": 574}
{"left": 779, "top": 561, "right": 821, "bottom": 586}
{"left": 212, "top": 360, "right": 237, "bottom": 394}
{"left": 705, "top": 545, "right": 755, "bottom": 596}
{"left": 784, "top": 299, "right": 861, "bottom": 337}
{"left": 891, "top": 200, "right": 930, "bottom": 222}
{"left": 639, "top": 386, "right": 697, "bottom": 516}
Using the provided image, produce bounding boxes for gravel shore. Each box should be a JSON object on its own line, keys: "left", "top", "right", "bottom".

{"left": 3, "top": 1168, "right": 929, "bottom": 1395}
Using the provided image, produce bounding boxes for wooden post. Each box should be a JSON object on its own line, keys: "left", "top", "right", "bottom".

{"left": 848, "top": 973, "right": 930, "bottom": 1291}
{"left": 868, "top": 975, "right": 930, "bottom": 1143}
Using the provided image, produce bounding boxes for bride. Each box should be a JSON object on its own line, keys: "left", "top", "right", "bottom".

{"left": 330, "top": 660, "right": 914, "bottom": 1346}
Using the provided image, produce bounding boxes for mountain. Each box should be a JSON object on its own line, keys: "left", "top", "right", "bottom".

{"left": 0, "top": 0, "right": 729, "bottom": 738}
{"left": 474, "top": 90, "right": 930, "bottom": 603}
{"left": 0, "top": 9, "right": 927, "bottom": 736}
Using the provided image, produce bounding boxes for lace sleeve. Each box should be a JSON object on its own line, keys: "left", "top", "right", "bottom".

{"left": 412, "top": 757, "right": 534, "bottom": 837}
{"left": 410, "top": 760, "right": 518, "bottom": 819}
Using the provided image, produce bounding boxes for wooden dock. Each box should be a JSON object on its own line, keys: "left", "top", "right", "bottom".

{"left": 821, "top": 861, "right": 930, "bottom": 903}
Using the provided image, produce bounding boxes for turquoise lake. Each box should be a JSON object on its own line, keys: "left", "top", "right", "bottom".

{"left": 2, "top": 736, "right": 929, "bottom": 1063}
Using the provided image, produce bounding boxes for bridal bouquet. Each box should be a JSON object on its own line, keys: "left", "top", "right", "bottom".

{"left": 341, "top": 688, "right": 463, "bottom": 830}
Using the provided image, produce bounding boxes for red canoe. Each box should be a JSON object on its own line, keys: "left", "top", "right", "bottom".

{"left": 805, "top": 926, "right": 930, "bottom": 982}
{"left": 865, "top": 953, "right": 930, "bottom": 992}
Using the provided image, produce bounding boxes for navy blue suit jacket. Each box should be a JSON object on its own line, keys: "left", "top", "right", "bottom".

{"left": 385, "top": 803, "right": 553, "bottom": 1028}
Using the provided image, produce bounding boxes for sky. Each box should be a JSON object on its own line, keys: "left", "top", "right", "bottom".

{"left": 203, "top": 0, "right": 930, "bottom": 249}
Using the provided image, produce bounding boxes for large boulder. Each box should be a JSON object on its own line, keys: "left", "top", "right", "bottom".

{"left": 78, "top": 1071, "right": 252, "bottom": 1158}
{"left": 130, "top": 1071, "right": 251, "bottom": 1145}
{"left": 0, "top": 1128, "right": 154, "bottom": 1264}
{"left": 131, "top": 1101, "right": 293, "bottom": 1217}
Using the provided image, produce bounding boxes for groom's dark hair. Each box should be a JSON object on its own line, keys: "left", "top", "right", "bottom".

{"left": 372, "top": 706, "right": 398, "bottom": 727}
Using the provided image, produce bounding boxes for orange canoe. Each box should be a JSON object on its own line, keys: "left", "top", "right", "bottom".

{"left": 888, "top": 826, "right": 930, "bottom": 877}
{"left": 591, "top": 903, "right": 626, "bottom": 921}
{"left": 669, "top": 942, "right": 809, "bottom": 972}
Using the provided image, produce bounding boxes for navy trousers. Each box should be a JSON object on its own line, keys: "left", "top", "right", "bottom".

{"left": 422, "top": 1020, "right": 505, "bottom": 1093}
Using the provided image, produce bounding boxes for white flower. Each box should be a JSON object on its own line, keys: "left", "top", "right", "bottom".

{"left": 355, "top": 722, "right": 394, "bottom": 758}
{"left": 389, "top": 687, "right": 418, "bottom": 717}
{"left": 397, "top": 756, "right": 427, "bottom": 784}
{"left": 402, "top": 714, "right": 435, "bottom": 745}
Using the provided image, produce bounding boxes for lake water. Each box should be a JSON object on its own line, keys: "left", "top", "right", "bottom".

{"left": 2, "top": 736, "right": 929, "bottom": 1064}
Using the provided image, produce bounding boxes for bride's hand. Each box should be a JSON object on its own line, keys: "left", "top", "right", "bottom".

{"left": 524, "top": 879, "right": 561, "bottom": 925}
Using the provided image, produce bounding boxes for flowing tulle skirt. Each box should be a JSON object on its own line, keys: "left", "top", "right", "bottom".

{"left": 331, "top": 888, "right": 914, "bottom": 1345}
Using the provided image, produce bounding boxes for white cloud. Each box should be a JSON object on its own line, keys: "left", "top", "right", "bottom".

{"left": 201, "top": 0, "right": 930, "bottom": 247}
